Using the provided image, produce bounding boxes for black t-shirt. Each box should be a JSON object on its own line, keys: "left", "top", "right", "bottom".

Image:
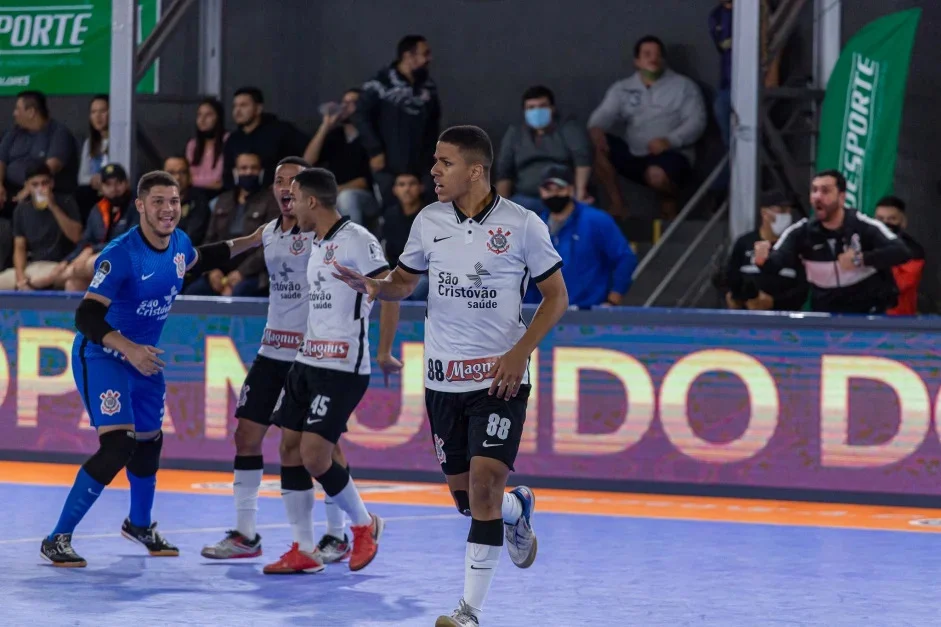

{"left": 726, "top": 229, "right": 808, "bottom": 311}
{"left": 383, "top": 203, "right": 420, "bottom": 268}
{"left": 12, "top": 193, "right": 81, "bottom": 262}
{"left": 316, "top": 127, "right": 371, "bottom": 186}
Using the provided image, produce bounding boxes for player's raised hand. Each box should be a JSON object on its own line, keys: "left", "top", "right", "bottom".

{"left": 488, "top": 347, "right": 529, "bottom": 400}
{"left": 377, "top": 353, "right": 403, "bottom": 387}
{"left": 332, "top": 263, "right": 380, "bottom": 302}
{"left": 126, "top": 344, "right": 166, "bottom": 376}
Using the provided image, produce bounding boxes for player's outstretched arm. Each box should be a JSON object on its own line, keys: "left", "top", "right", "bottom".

{"left": 332, "top": 264, "right": 419, "bottom": 302}
{"left": 186, "top": 226, "right": 265, "bottom": 274}
{"left": 75, "top": 293, "right": 165, "bottom": 376}
{"left": 372, "top": 270, "right": 404, "bottom": 385}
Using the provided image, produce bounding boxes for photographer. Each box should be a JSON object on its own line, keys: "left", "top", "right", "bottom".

{"left": 725, "top": 190, "right": 807, "bottom": 311}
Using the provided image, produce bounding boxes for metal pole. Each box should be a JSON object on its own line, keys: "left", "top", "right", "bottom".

{"left": 814, "top": 0, "right": 842, "bottom": 88}
{"left": 110, "top": 0, "right": 137, "bottom": 174}
{"left": 136, "top": 0, "right": 197, "bottom": 85}
{"left": 729, "top": 0, "right": 761, "bottom": 241}
{"left": 198, "top": 0, "right": 223, "bottom": 98}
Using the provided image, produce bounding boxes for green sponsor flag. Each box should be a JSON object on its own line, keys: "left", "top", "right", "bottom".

{"left": 0, "top": 0, "right": 160, "bottom": 96}
{"left": 816, "top": 8, "right": 920, "bottom": 216}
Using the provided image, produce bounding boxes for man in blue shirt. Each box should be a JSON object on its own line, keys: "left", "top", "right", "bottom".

{"left": 41, "top": 170, "right": 265, "bottom": 567}
{"left": 524, "top": 165, "right": 636, "bottom": 308}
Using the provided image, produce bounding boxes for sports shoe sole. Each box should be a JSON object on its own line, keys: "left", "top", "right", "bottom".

{"left": 40, "top": 552, "right": 87, "bottom": 568}
{"left": 121, "top": 530, "right": 179, "bottom": 557}
{"left": 262, "top": 563, "right": 325, "bottom": 575}
{"left": 200, "top": 547, "right": 263, "bottom": 560}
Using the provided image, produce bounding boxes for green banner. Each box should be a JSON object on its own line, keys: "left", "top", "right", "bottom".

{"left": 816, "top": 8, "right": 920, "bottom": 216}
{"left": 0, "top": 0, "right": 160, "bottom": 96}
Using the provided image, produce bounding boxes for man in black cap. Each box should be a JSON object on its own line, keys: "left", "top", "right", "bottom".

{"left": 724, "top": 189, "right": 807, "bottom": 311}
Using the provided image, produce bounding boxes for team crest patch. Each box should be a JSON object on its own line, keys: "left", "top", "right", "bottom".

{"left": 90, "top": 260, "right": 111, "bottom": 288}
{"left": 486, "top": 227, "right": 511, "bottom": 255}
{"left": 323, "top": 243, "right": 338, "bottom": 264}
{"left": 237, "top": 385, "right": 249, "bottom": 408}
{"left": 434, "top": 434, "right": 447, "bottom": 464}
{"left": 174, "top": 252, "right": 186, "bottom": 278}
{"left": 290, "top": 234, "right": 307, "bottom": 255}
{"left": 100, "top": 390, "right": 121, "bottom": 416}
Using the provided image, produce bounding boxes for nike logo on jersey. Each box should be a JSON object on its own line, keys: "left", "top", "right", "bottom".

{"left": 481, "top": 441, "right": 503, "bottom": 448}
{"left": 141, "top": 272, "right": 155, "bottom": 280}
{"left": 433, "top": 236, "right": 453, "bottom": 243}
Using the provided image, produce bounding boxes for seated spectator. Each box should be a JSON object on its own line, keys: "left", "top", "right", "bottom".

{"left": 496, "top": 85, "right": 593, "bottom": 213}
{"left": 304, "top": 88, "right": 379, "bottom": 226}
{"left": 523, "top": 165, "right": 636, "bottom": 309}
{"left": 186, "top": 152, "right": 279, "bottom": 296}
{"left": 588, "top": 36, "right": 706, "bottom": 219}
{"left": 75, "top": 94, "right": 110, "bottom": 219}
{"left": 185, "top": 97, "right": 229, "bottom": 197}
{"left": 222, "top": 87, "right": 308, "bottom": 189}
{"left": 163, "top": 156, "right": 212, "bottom": 244}
{"left": 875, "top": 195, "right": 925, "bottom": 315}
{"left": 0, "top": 91, "right": 79, "bottom": 216}
{"left": 725, "top": 190, "right": 807, "bottom": 311}
{"left": 382, "top": 172, "right": 428, "bottom": 301}
{"left": 0, "top": 161, "right": 82, "bottom": 290}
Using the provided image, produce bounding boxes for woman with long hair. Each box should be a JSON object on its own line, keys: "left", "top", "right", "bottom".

{"left": 76, "top": 94, "right": 110, "bottom": 218}
{"left": 185, "top": 97, "right": 228, "bottom": 196}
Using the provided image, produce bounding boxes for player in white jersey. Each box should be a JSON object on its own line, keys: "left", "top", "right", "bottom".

{"left": 201, "top": 158, "right": 355, "bottom": 563}
{"left": 263, "top": 167, "right": 402, "bottom": 575}
{"left": 334, "top": 126, "right": 568, "bottom": 626}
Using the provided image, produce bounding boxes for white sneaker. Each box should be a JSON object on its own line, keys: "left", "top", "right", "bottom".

{"left": 504, "top": 486, "right": 537, "bottom": 568}
{"left": 435, "top": 599, "right": 480, "bottom": 626}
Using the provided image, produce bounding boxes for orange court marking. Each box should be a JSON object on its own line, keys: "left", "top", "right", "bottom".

{"left": 3, "top": 460, "right": 941, "bottom": 535}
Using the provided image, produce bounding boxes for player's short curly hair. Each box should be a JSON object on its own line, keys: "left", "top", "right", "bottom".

{"left": 137, "top": 170, "right": 179, "bottom": 198}
{"left": 293, "top": 167, "right": 338, "bottom": 209}
{"left": 438, "top": 125, "right": 493, "bottom": 173}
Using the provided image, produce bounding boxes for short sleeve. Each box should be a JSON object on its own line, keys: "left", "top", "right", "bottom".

{"left": 48, "top": 124, "right": 73, "bottom": 162}
{"left": 11, "top": 204, "right": 26, "bottom": 238}
{"left": 396, "top": 212, "right": 428, "bottom": 274}
{"left": 60, "top": 194, "right": 81, "bottom": 221}
{"left": 347, "top": 230, "right": 390, "bottom": 278}
{"left": 87, "top": 243, "right": 131, "bottom": 301}
{"left": 523, "top": 212, "right": 563, "bottom": 283}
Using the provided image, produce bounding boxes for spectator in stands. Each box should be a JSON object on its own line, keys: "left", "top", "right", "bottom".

{"left": 75, "top": 95, "right": 110, "bottom": 218}
{"left": 875, "top": 195, "right": 924, "bottom": 315}
{"left": 496, "top": 85, "right": 593, "bottom": 213}
{"left": 304, "top": 89, "right": 378, "bottom": 226}
{"left": 0, "top": 161, "right": 82, "bottom": 290}
{"left": 382, "top": 172, "right": 429, "bottom": 301}
{"left": 163, "top": 156, "right": 212, "bottom": 244}
{"left": 725, "top": 190, "right": 807, "bottom": 311}
{"left": 588, "top": 36, "right": 707, "bottom": 219}
{"left": 187, "top": 152, "right": 279, "bottom": 296}
{"left": 222, "top": 87, "right": 307, "bottom": 189}
{"left": 355, "top": 34, "right": 440, "bottom": 205}
{"left": 185, "top": 97, "right": 229, "bottom": 197}
{"left": 524, "top": 165, "right": 636, "bottom": 309}
{"left": 52, "top": 163, "right": 137, "bottom": 292}
{"left": 0, "top": 216, "right": 11, "bottom": 272}
{"left": 0, "top": 91, "right": 78, "bottom": 216}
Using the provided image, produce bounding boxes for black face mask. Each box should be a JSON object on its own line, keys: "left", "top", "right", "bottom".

{"left": 885, "top": 223, "right": 902, "bottom": 235}
{"left": 544, "top": 195, "right": 572, "bottom": 214}
{"left": 412, "top": 66, "right": 429, "bottom": 84}
{"left": 237, "top": 174, "right": 262, "bottom": 193}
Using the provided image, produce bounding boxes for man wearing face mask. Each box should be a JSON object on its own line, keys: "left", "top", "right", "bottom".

{"left": 724, "top": 190, "right": 807, "bottom": 311}
{"left": 874, "top": 195, "right": 924, "bottom": 315}
{"left": 186, "top": 152, "right": 279, "bottom": 296}
{"left": 524, "top": 165, "right": 636, "bottom": 309}
{"left": 495, "top": 86, "right": 593, "bottom": 213}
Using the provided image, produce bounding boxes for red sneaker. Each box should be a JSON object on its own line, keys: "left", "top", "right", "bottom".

{"left": 262, "top": 543, "right": 325, "bottom": 574}
{"left": 349, "top": 513, "right": 384, "bottom": 571}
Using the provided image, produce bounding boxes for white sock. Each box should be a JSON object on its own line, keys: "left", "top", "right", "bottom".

{"left": 234, "top": 468, "right": 263, "bottom": 539}
{"left": 323, "top": 495, "right": 347, "bottom": 539}
{"left": 282, "top": 488, "right": 315, "bottom": 553}
{"left": 329, "top": 477, "right": 371, "bottom": 526}
{"left": 463, "top": 542, "right": 501, "bottom": 616}
{"left": 501, "top": 491, "right": 522, "bottom": 525}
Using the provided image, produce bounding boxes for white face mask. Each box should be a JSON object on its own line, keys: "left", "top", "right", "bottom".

{"left": 771, "top": 212, "right": 793, "bottom": 236}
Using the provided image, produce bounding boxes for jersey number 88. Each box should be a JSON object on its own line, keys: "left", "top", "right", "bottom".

{"left": 427, "top": 358, "right": 444, "bottom": 382}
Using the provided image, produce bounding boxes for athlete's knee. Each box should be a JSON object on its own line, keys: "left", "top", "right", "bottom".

{"left": 126, "top": 431, "right": 163, "bottom": 478}
{"left": 331, "top": 441, "right": 347, "bottom": 467}
{"left": 278, "top": 430, "right": 301, "bottom": 460}
{"left": 82, "top": 429, "right": 137, "bottom": 485}
{"left": 452, "top": 490, "right": 471, "bottom": 517}
{"left": 300, "top": 435, "right": 333, "bottom": 476}
{"left": 234, "top": 420, "right": 265, "bottom": 455}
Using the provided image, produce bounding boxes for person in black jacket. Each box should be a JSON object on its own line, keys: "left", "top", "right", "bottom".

{"left": 725, "top": 190, "right": 807, "bottom": 311}
{"left": 755, "top": 170, "right": 911, "bottom": 314}
{"left": 354, "top": 35, "right": 440, "bottom": 205}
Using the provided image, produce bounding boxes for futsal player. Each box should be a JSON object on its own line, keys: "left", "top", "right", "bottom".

{"left": 41, "top": 171, "right": 268, "bottom": 567}
{"left": 333, "top": 126, "right": 568, "bottom": 626}
{"left": 262, "top": 167, "right": 402, "bottom": 575}
{"left": 201, "top": 158, "right": 357, "bottom": 563}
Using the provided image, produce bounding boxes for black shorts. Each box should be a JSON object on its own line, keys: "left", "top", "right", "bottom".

{"left": 273, "top": 362, "right": 369, "bottom": 443}
{"left": 425, "top": 385, "right": 531, "bottom": 475}
{"left": 235, "top": 355, "right": 294, "bottom": 426}
{"left": 607, "top": 133, "right": 693, "bottom": 188}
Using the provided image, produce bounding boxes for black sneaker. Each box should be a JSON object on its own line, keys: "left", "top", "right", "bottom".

{"left": 121, "top": 518, "right": 179, "bottom": 556}
{"left": 40, "top": 533, "right": 87, "bottom": 568}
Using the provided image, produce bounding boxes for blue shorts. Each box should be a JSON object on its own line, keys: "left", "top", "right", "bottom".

{"left": 72, "top": 338, "right": 166, "bottom": 433}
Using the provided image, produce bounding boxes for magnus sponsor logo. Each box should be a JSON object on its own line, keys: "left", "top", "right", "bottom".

{"left": 840, "top": 54, "right": 879, "bottom": 210}
{"left": 261, "top": 328, "right": 303, "bottom": 350}
{"left": 446, "top": 357, "right": 498, "bottom": 382}
{"left": 302, "top": 340, "right": 350, "bottom": 360}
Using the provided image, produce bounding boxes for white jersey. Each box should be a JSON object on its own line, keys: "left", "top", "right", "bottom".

{"left": 296, "top": 217, "right": 389, "bottom": 374}
{"left": 397, "top": 192, "right": 562, "bottom": 392}
{"left": 257, "top": 217, "right": 312, "bottom": 362}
